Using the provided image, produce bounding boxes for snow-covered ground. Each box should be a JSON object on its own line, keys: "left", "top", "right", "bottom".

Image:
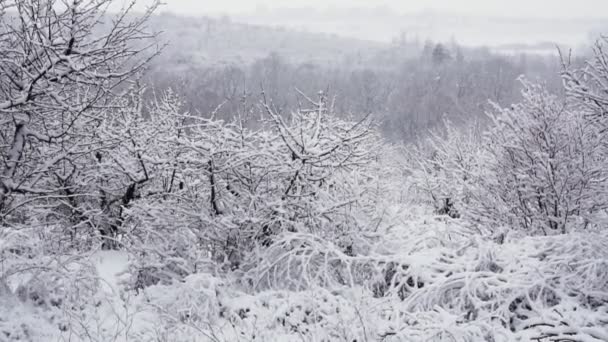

{"left": 2, "top": 205, "right": 606, "bottom": 342}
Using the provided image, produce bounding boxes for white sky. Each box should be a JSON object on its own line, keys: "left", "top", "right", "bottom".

{"left": 150, "top": 0, "right": 608, "bottom": 18}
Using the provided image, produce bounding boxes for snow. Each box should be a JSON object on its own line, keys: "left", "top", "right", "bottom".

{"left": 1, "top": 2, "right": 608, "bottom": 341}
{"left": 1, "top": 204, "right": 607, "bottom": 341}
{"left": 21, "top": 209, "right": 594, "bottom": 342}
{"left": 94, "top": 251, "right": 130, "bottom": 296}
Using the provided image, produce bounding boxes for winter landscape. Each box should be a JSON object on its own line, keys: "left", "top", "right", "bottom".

{"left": 1, "top": 0, "right": 608, "bottom": 341}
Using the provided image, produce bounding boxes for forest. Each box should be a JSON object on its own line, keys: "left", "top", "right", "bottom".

{"left": 0, "top": 0, "right": 607, "bottom": 341}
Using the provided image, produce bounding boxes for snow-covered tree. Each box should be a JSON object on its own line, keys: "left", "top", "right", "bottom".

{"left": 471, "top": 79, "right": 608, "bottom": 234}
{"left": 0, "top": 0, "right": 159, "bottom": 246}
{"left": 409, "top": 78, "right": 608, "bottom": 235}
{"left": 0, "top": 2, "right": 161, "bottom": 335}
{"left": 408, "top": 120, "right": 483, "bottom": 218}
{"left": 562, "top": 36, "right": 608, "bottom": 128}
{"left": 117, "top": 90, "right": 385, "bottom": 286}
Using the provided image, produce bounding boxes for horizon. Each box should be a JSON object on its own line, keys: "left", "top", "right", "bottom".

{"left": 137, "top": 0, "right": 608, "bottom": 19}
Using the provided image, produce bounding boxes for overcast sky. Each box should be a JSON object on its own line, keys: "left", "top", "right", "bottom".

{"left": 148, "top": 0, "right": 608, "bottom": 18}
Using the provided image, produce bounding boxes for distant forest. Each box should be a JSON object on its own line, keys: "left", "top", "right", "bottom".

{"left": 145, "top": 14, "right": 571, "bottom": 141}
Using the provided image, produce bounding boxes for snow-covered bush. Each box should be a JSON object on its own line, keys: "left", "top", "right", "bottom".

{"left": 470, "top": 80, "right": 608, "bottom": 234}
{"left": 141, "top": 273, "right": 225, "bottom": 326}
{"left": 131, "top": 209, "right": 608, "bottom": 342}
{"left": 562, "top": 36, "right": 608, "bottom": 128}
{"left": 120, "top": 91, "right": 387, "bottom": 286}
{"left": 410, "top": 79, "right": 608, "bottom": 235}
{"left": 0, "top": 229, "right": 103, "bottom": 341}
{"left": 408, "top": 120, "right": 484, "bottom": 218}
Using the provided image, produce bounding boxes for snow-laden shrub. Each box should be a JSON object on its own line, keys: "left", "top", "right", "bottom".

{"left": 218, "top": 287, "right": 376, "bottom": 341}
{"left": 0, "top": 302, "right": 58, "bottom": 342}
{"left": 410, "top": 79, "right": 608, "bottom": 235}
{"left": 2, "top": 226, "right": 99, "bottom": 309}
{"left": 469, "top": 80, "right": 608, "bottom": 234}
{"left": 118, "top": 91, "right": 390, "bottom": 288}
{"left": 3, "top": 229, "right": 144, "bottom": 342}
{"left": 407, "top": 120, "right": 484, "bottom": 218}
{"left": 130, "top": 212, "right": 608, "bottom": 342}
{"left": 563, "top": 36, "right": 608, "bottom": 129}
{"left": 1, "top": 225, "right": 114, "bottom": 341}
{"left": 142, "top": 286, "right": 512, "bottom": 341}
{"left": 137, "top": 205, "right": 606, "bottom": 341}
{"left": 138, "top": 286, "right": 372, "bottom": 342}
{"left": 391, "top": 228, "right": 608, "bottom": 341}
{"left": 140, "top": 273, "right": 225, "bottom": 326}
{"left": 242, "top": 207, "right": 478, "bottom": 295}
{"left": 240, "top": 232, "right": 370, "bottom": 291}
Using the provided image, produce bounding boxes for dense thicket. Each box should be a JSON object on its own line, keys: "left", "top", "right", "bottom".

{"left": 411, "top": 78, "right": 608, "bottom": 235}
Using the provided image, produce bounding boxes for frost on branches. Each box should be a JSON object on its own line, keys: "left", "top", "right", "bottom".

{"left": 474, "top": 79, "right": 608, "bottom": 234}
{"left": 0, "top": 0, "right": 160, "bottom": 249}
{"left": 121, "top": 89, "right": 384, "bottom": 286}
{"left": 410, "top": 79, "right": 608, "bottom": 236}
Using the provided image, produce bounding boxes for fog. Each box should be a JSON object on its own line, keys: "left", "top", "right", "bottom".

{"left": 154, "top": 0, "right": 608, "bottom": 18}
{"left": 233, "top": 9, "right": 606, "bottom": 46}
{"left": 120, "top": 0, "right": 608, "bottom": 45}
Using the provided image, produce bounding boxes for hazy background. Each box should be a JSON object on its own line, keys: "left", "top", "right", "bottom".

{"left": 124, "top": 0, "right": 608, "bottom": 47}
{"left": 116, "top": 0, "right": 608, "bottom": 141}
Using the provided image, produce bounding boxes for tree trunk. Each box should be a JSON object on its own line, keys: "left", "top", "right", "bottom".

{"left": 0, "top": 123, "right": 27, "bottom": 211}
